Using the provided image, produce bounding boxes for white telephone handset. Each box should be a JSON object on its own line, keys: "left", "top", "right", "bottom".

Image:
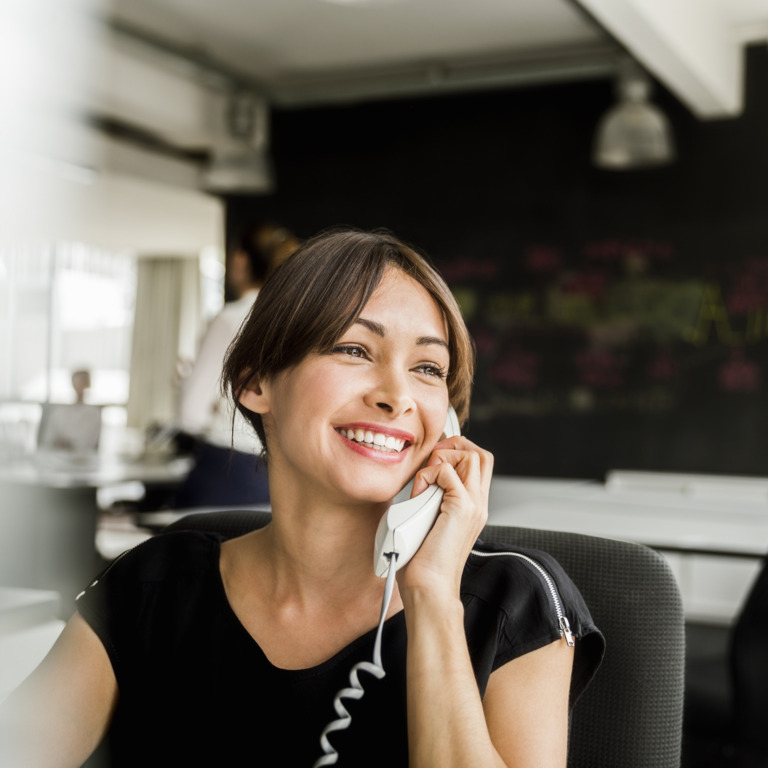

{"left": 373, "top": 406, "right": 461, "bottom": 578}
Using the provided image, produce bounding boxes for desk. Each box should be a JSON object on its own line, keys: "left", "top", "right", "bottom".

{"left": 488, "top": 496, "right": 768, "bottom": 559}
{"left": 0, "top": 452, "right": 192, "bottom": 617}
{"left": 487, "top": 477, "right": 768, "bottom": 623}
{"left": 0, "top": 450, "right": 193, "bottom": 489}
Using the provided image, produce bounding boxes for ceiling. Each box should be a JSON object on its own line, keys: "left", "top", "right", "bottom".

{"left": 4, "top": 0, "right": 768, "bottom": 248}
{"left": 18, "top": 0, "right": 767, "bottom": 203}
{"left": 103, "top": 0, "right": 768, "bottom": 117}
{"left": 105, "top": 0, "right": 617, "bottom": 108}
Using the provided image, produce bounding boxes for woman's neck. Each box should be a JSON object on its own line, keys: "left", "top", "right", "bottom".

{"left": 220, "top": 507, "right": 403, "bottom": 669}
{"left": 263, "top": 500, "right": 387, "bottom": 595}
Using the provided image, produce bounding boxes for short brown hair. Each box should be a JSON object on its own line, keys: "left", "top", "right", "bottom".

{"left": 222, "top": 227, "right": 475, "bottom": 451}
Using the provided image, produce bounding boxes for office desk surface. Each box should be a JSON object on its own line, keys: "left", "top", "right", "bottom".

{"left": 0, "top": 451, "right": 193, "bottom": 489}
{"left": 487, "top": 500, "right": 768, "bottom": 559}
{"left": 0, "top": 453, "right": 192, "bottom": 617}
{"left": 487, "top": 477, "right": 768, "bottom": 559}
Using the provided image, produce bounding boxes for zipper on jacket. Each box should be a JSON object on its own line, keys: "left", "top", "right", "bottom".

{"left": 469, "top": 548, "right": 576, "bottom": 647}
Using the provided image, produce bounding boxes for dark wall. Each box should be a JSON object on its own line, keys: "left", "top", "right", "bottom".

{"left": 227, "top": 45, "right": 768, "bottom": 480}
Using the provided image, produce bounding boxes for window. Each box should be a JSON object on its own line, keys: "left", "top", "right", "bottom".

{"left": 0, "top": 243, "right": 136, "bottom": 405}
{"left": 0, "top": 243, "right": 136, "bottom": 456}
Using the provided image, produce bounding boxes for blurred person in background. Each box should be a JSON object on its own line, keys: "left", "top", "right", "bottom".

{"left": 172, "top": 221, "right": 301, "bottom": 507}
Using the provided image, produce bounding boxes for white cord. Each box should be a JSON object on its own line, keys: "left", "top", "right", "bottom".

{"left": 312, "top": 554, "right": 399, "bottom": 767}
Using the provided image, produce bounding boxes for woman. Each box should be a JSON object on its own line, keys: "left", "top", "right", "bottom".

{"left": 0, "top": 228, "right": 603, "bottom": 767}
{"left": 172, "top": 220, "right": 301, "bottom": 508}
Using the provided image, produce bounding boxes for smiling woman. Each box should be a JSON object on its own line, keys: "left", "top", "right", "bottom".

{"left": 224, "top": 227, "right": 475, "bottom": 450}
{"left": 234, "top": 256, "right": 455, "bottom": 506}
{"left": 0, "top": 227, "right": 603, "bottom": 768}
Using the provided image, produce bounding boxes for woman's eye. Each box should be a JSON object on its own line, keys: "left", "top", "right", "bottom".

{"left": 415, "top": 363, "right": 447, "bottom": 378}
{"left": 333, "top": 344, "right": 368, "bottom": 359}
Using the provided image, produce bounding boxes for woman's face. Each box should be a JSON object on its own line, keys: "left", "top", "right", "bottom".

{"left": 243, "top": 266, "right": 451, "bottom": 507}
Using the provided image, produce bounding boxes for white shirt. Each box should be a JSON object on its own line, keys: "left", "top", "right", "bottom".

{"left": 177, "top": 289, "right": 262, "bottom": 454}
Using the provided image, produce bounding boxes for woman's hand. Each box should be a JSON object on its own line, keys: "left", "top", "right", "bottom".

{"left": 398, "top": 435, "right": 494, "bottom": 596}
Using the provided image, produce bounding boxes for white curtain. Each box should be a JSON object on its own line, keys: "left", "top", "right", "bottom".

{"left": 126, "top": 256, "right": 200, "bottom": 431}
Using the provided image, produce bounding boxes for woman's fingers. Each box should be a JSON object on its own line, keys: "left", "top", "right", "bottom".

{"left": 412, "top": 436, "right": 494, "bottom": 498}
{"left": 399, "top": 439, "right": 494, "bottom": 590}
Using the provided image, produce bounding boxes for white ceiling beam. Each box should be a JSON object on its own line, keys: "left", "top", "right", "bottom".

{"left": 45, "top": 116, "right": 204, "bottom": 191}
{"left": 576, "top": 0, "right": 745, "bottom": 118}
{"left": 88, "top": 32, "right": 219, "bottom": 149}
{"left": 1, "top": 146, "right": 223, "bottom": 252}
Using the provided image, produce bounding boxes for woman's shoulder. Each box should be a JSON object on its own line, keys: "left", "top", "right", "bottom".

{"left": 74, "top": 530, "right": 232, "bottom": 682}
{"left": 78, "top": 529, "right": 224, "bottom": 599}
{"left": 461, "top": 537, "right": 605, "bottom": 703}
{"left": 462, "top": 538, "right": 581, "bottom": 611}
{"left": 462, "top": 537, "right": 601, "bottom": 637}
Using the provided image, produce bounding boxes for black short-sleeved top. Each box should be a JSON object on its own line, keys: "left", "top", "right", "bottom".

{"left": 76, "top": 531, "right": 604, "bottom": 767}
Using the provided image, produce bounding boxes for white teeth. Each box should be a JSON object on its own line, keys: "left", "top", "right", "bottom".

{"left": 340, "top": 428, "right": 406, "bottom": 453}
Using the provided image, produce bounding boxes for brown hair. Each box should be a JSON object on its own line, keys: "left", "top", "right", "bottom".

{"left": 235, "top": 221, "right": 301, "bottom": 282}
{"left": 222, "top": 227, "right": 475, "bottom": 451}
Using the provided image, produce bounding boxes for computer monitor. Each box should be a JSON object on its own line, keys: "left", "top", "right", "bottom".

{"left": 36, "top": 403, "right": 102, "bottom": 453}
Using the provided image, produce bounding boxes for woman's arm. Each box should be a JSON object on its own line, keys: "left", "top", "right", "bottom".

{"left": 483, "top": 639, "right": 574, "bottom": 767}
{"left": 0, "top": 612, "right": 118, "bottom": 768}
{"left": 399, "top": 436, "right": 574, "bottom": 767}
{"left": 405, "top": 592, "right": 573, "bottom": 768}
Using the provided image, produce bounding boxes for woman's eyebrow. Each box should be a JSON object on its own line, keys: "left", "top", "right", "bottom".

{"left": 417, "top": 335, "right": 450, "bottom": 350}
{"left": 354, "top": 318, "right": 385, "bottom": 336}
{"left": 354, "top": 318, "right": 449, "bottom": 349}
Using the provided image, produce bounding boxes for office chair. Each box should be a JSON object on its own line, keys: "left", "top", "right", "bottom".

{"left": 165, "top": 508, "right": 686, "bottom": 768}
{"left": 683, "top": 554, "right": 768, "bottom": 768}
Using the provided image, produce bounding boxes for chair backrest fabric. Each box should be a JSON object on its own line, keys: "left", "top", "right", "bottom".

{"left": 165, "top": 508, "right": 685, "bottom": 768}
{"left": 480, "top": 524, "right": 685, "bottom": 768}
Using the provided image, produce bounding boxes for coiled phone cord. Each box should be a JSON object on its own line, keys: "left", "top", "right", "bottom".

{"left": 312, "top": 553, "right": 399, "bottom": 767}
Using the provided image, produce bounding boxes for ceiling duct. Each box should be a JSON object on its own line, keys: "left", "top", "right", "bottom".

{"left": 201, "top": 90, "right": 274, "bottom": 194}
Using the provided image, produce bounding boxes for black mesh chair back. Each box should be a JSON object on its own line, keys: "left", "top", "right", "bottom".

{"left": 165, "top": 509, "right": 685, "bottom": 768}
{"left": 481, "top": 524, "right": 685, "bottom": 768}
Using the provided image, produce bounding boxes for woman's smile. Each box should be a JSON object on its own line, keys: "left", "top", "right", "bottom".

{"left": 334, "top": 423, "right": 412, "bottom": 462}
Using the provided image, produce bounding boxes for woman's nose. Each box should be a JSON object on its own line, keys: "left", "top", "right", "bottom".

{"left": 365, "top": 368, "right": 415, "bottom": 416}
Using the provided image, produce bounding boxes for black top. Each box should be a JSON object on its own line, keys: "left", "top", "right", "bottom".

{"left": 76, "top": 531, "right": 604, "bottom": 767}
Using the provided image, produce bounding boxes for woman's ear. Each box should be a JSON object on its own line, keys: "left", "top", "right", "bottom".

{"left": 238, "top": 376, "right": 270, "bottom": 414}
